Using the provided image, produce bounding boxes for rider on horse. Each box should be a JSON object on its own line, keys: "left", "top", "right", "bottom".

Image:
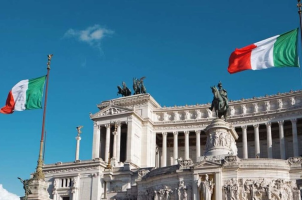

{"left": 209, "top": 82, "right": 229, "bottom": 111}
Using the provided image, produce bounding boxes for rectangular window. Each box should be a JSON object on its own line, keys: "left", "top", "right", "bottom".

{"left": 62, "top": 197, "right": 70, "bottom": 200}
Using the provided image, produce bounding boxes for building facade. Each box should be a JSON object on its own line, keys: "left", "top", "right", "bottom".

{"left": 43, "top": 91, "right": 302, "bottom": 200}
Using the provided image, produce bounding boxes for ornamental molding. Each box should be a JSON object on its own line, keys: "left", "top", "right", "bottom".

{"left": 287, "top": 157, "right": 302, "bottom": 165}
{"left": 97, "top": 94, "right": 160, "bottom": 109}
{"left": 90, "top": 105, "right": 133, "bottom": 119}
{"left": 153, "top": 108, "right": 302, "bottom": 127}
{"left": 44, "top": 166, "right": 100, "bottom": 174}
{"left": 177, "top": 158, "right": 194, "bottom": 169}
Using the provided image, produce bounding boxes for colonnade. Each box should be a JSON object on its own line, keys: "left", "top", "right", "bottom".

{"left": 157, "top": 118, "right": 300, "bottom": 167}
{"left": 160, "top": 130, "right": 202, "bottom": 167}
{"left": 240, "top": 118, "right": 299, "bottom": 159}
{"left": 93, "top": 122, "right": 124, "bottom": 163}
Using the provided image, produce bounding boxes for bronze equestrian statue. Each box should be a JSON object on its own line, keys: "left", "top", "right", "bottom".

{"left": 209, "top": 82, "right": 229, "bottom": 120}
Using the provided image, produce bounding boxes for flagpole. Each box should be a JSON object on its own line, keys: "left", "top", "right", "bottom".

{"left": 32, "top": 54, "right": 53, "bottom": 180}
{"left": 297, "top": 1, "right": 302, "bottom": 87}
{"left": 298, "top": 1, "right": 302, "bottom": 41}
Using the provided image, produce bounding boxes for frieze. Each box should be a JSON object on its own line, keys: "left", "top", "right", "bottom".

{"left": 44, "top": 166, "right": 99, "bottom": 174}
{"left": 98, "top": 94, "right": 160, "bottom": 109}
{"left": 91, "top": 106, "right": 133, "bottom": 119}
{"left": 152, "top": 92, "right": 302, "bottom": 124}
{"left": 222, "top": 178, "right": 301, "bottom": 200}
{"left": 153, "top": 108, "right": 302, "bottom": 128}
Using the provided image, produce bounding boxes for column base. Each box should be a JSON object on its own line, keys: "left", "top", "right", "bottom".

{"left": 27, "top": 179, "right": 51, "bottom": 200}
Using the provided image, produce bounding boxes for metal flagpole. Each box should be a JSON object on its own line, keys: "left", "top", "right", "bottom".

{"left": 32, "top": 54, "right": 53, "bottom": 180}
{"left": 297, "top": 1, "right": 302, "bottom": 87}
{"left": 43, "top": 130, "right": 47, "bottom": 161}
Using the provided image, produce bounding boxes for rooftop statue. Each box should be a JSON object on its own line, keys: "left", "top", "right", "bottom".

{"left": 209, "top": 82, "right": 229, "bottom": 120}
{"left": 117, "top": 82, "right": 131, "bottom": 97}
{"left": 133, "top": 77, "right": 147, "bottom": 95}
{"left": 18, "top": 177, "right": 32, "bottom": 200}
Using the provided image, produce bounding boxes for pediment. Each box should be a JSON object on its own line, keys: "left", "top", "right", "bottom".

{"left": 194, "top": 160, "right": 222, "bottom": 168}
{"left": 90, "top": 105, "right": 133, "bottom": 119}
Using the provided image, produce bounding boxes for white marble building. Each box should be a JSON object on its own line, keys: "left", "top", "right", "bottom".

{"left": 43, "top": 91, "right": 302, "bottom": 200}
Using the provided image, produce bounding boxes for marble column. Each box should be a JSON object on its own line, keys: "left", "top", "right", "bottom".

{"left": 266, "top": 122, "right": 273, "bottom": 158}
{"left": 92, "top": 123, "right": 100, "bottom": 159}
{"left": 184, "top": 131, "right": 190, "bottom": 160}
{"left": 155, "top": 146, "right": 160, "bottom": 168}
{"left": 278, "top": 120, "right": 286, "bottom": 159}
{"left": 193, "top": 174, "right": 200, "bottom": 200}
{"left": 173, "top": 131, "right": 178, "bottom": 165}
{"left": 105, "top": 124, "right": 111, "bottom": 163}
{"left": 253, "top": 124, "right": 260, "bottom": 158}
{"left": 116, "top": 121, "right": 121, "bottom": 162}
{"left": 215, "top": 173, "right": 222, "bottom": 200}
{"left": 75, "top": 135, "right": 81, "bottom": 160}
{"left": 291, "top": 119, "right": 299, "bottom": 157}
{"left": 195, "top": 130, "right": 201, "bottom": 162}
{"left": 241, "top": 125, "right": 248, "bottom": 159}
{"left": 113, "top": 131, "right": 117, "bottom": 159}
{"left": 162, "top": 132, "right": 167, "bottom": 167}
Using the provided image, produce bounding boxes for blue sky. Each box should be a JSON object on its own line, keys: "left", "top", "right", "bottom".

{"left": 0, "top": 0, "right": 301, "bottom": 196}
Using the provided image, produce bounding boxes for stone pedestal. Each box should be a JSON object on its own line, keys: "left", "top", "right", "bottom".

{"left": 27, "top": 179, "right": 51, "bottom": 200}
{"left": 204, "top": 119, "right": 238, "bottom": 157}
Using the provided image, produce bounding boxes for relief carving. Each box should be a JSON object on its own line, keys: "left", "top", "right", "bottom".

{"left": 138, "top": 169, "right": 150, "bottom": 178}
{"left": 288, "top": 157, "right": 302, "bottom": 165}
{"left": 163, "top": 112, "right": 169, "bottom": 121}
{"left": 238, "top": 178, "right": 301, "bottom": 200}
{"left": 241, "top": 104, "right": 247, "bottom": 115}
{"left": 229, "top": 106, "right": 235, "bottom": 116}
{"left": 223, "top": 178, "right": 239, "bottom": 200}
{"left": 176, "top": 180, "right": 187, "bottom": 200}
{"left": 290, "top": 97, "right": 295, "bottom": 106}
{"left": 174, "top": 111, "right": 180, "bottom": 121}
{"left": 207, "top": 109, "right": 212, "bottom": 118}
{"left": 265, "top": 101, "right": 270, "bottom": 111}
{"left": 253, "top": 103, "right": 258, "bottom": 113}
{"left": 185, "top": 111, "right": 191, "bottom": 120}
{"left": 177, "top": 158, "right": 194, "bottom": 169}
{"left": 196, "top": 109, "right": 202, "bottom": 119}
{"left": 278, "top": 99, "right": 283, "bottom": 109}
{"left": 154, "top": 185, "right": 173, "bottom": 200}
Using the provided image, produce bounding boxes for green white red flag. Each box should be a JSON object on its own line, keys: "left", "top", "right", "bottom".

{"left": 228, "top": 29, "right": 299, "bottom": 74}
{"left": 0, "top": 76, "right": 46, "bottom": 114}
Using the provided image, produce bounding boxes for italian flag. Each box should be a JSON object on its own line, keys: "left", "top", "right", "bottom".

{"left": 228, "top": 29, "right": 299, "bottom": 74}
{"left": 0, "top": 76, "right": 46, "bottom": 114}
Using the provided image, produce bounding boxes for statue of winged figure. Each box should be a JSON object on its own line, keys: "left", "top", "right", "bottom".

{"left": 76, "top": 126, "right": 83, "bottom": 136}
{"left": 18, "top": 177, "right": 32, "bottom": 200}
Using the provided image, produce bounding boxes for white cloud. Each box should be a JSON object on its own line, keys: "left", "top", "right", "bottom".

{"left": 64, "top": 25, "right": 114, "bottom": 48}
{"left": 0, "top": 184, "right": 20, "bottom": 200}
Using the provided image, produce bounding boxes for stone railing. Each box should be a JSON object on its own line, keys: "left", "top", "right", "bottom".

{"left": 153, "top": 91, "right": 302, "bottom": 123}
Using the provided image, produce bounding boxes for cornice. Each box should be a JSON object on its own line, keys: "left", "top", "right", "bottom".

{"left": 43, "top": 159, "right": 106, "bottom": 174}
{"left": 97, "top": 94, "right": 161, "bottom": 109}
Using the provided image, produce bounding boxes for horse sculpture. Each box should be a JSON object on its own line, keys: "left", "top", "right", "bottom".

{"left": 133, "top": 78, "right": 140, "bottom": 94}
{"left": 117, "top": 82, "right": 131, "bottom": 97}
{"left": 210, "top": 86, "right": 228, "bottom": 120}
